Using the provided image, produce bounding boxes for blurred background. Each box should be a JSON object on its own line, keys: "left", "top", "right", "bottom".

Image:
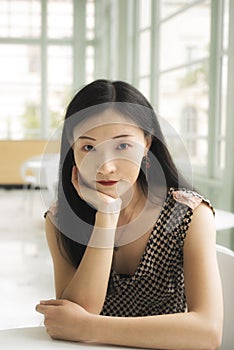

{"left": 0, "top": 0, "right": 233, "bottom": 330}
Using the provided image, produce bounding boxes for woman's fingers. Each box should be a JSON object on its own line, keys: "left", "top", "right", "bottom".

{"left": 71, "top": 165, "right": 122, "bottom": 213}
{"left": 35, "top": 299, "right": 65, "bottom": 314}
{"left": 39, "top": 299, "right": 62, "bottom": 305}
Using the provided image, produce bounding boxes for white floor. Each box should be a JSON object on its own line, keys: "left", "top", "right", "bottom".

{"left": 0, "top": 188, "right": 54, "bottom": 330}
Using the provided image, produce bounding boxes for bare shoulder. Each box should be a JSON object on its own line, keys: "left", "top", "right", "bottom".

{"left": 45, "top": 211, "right": 59, "bottom": 248}
{"left": 186, "top": 201, "right": 216, "bottom": 246}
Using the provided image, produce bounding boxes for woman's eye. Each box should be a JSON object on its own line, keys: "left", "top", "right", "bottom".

{"left": 83, "top": 145, "right": 95, "bottom": 152}
{"left": 117, "top": 143, "right": 131, "bottom": 150}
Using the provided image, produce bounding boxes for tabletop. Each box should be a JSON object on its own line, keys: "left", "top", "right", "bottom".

{"left": 0, "top": 326, "right": 142, "bottom": 349}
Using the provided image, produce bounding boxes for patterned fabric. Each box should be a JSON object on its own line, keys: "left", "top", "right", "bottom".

{"left": 100, "top": 187, "right": 214, "bottom": 317}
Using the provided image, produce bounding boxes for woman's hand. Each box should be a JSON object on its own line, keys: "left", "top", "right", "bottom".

{"left": 71, "top": 166, "right": 122, "bottom": 215}
{"left": 36, "top": 299, "right": 92, "bottom": 342}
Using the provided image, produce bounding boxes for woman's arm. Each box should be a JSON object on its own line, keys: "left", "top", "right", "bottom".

{"left": 40, "top": 202, "right": 223, "bottom": 349}
{"left": 45, "top": 165, "right": 122, "bottom": 314}
{"left": 46, "top": 211, "right": 119, "bottom": 314}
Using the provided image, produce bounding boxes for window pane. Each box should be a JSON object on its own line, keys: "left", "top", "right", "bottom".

{"left": 47, "top": 46, "right": 73, "bottom": 133}
{"left": 47, "top": 0, "right": 73, "bottom": 39}
{"left": 0, "top": 45, "right": 41, "bottom": 139}
{"left": 160, "top": 0, "right": 197, "bottom": 19}
{"left": 220, "top": 55, "right": 228, "bottom": 137}
{"left": 160, "top": 0, "right": 211, "bottom": 71}
{"left": 48, "top": 46, "right": 73, "bottom": 85}
{"left": 138, "top": 78, "right": 150, "bottom": 100}
{"left": 0, "top": 85, "right": 41, "bottom": 139}
{"left": 223, "top": 0, "right": 229, "bottom": 51}
{"left": 86, "top": 45, "right": 95, "bottom": 83}
{"left": 218, "top": 140, "right": 226, "bottom": 170}
{"left": 0, "top": 0, "right": 41, "bottom": 38}
{"left": 159, "top": 62, "right": 209, "bottom": 167}
{"left": 0, "top": 45, "right": 40, "bottom": 84}
{"left": 139, "top": 0, "right": 151, "bottom": 29}
{"left": 139, "top": 30, "right": 151, "bottom": 76}
{"left": 86, "top": 0, "right": 95, "bottom": 40}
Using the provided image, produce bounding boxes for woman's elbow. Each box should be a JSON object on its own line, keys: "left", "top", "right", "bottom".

{"left": 203, "top": 320, "right": 223, "bottom": 350}
{"left": 209, "top": 324, "right": 223, "bottom": 350}
{"left": 59, "top": 292, "right": 103, "bottom": 314}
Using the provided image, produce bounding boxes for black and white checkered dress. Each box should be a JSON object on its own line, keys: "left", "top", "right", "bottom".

{"left": 100, "top": 188, "right": 214, "bottom": 317}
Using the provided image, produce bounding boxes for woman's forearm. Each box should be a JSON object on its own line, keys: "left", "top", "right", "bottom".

{"left": 61, "top": 212, "right": 119, "bottom": 313}
{"left": 88, "top": 311, "right": 222, "bottom": 350}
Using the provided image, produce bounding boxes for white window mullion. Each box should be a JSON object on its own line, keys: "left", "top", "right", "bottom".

{"left": 207, "top": 0, "right": 223, "bottom": 179}
{"left": 73, "top": 0, "right": 86, "bottom": 90}
{"left": 41, "top": 0, "right": 48, "bottom": 138}
{"left": 224, "top": 0, "right": 234, "bottom": 210}
{"left": 150, "top": 0, "right": 160, "bottom": 108}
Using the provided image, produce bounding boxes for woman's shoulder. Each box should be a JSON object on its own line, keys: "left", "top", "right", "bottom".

{"left": 44, "top": 201, "right": 58, "bottom": 219}
{"left": 169, "top": 187, "right": 215, "bottom": 215}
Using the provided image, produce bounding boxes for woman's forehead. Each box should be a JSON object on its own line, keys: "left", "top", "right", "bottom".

{"left": 72, "top": 109, "right": 142, "bottom": 140}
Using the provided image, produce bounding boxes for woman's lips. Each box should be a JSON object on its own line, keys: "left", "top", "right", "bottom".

{"left": 97, "top": 181, "right": 119, "bottom": 186}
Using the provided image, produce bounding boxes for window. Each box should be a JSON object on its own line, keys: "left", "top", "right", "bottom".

{"left": 158, "top": 0, "right": 211, "bottom": 173}
{"left": 47, "top": 0, "right": 73, "bottom": 39}
{"left": 0, "top": 44, "right": 41, "bottom": 139}
{"left": 85, "top": 0, "right": 95, "bottom": 83}
{"left": 0, "top": 0, "right": 95, "bottom": 140}
{"left": 119, "top": 0, "right": 233, "bottom": 219}
{"left": 0, "top": 0, "right": 41, "bottom": 38}
{"left": 47, "top": 46, "right": 73, "bottom": 136}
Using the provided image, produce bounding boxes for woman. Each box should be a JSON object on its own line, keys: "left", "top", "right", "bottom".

{"left": 36, "top": 80, "right": 223, "bottom": 349}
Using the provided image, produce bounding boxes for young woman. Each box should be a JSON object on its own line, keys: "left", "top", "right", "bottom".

{"left": 36, "top": 80, "right": 223, "bottom": 349}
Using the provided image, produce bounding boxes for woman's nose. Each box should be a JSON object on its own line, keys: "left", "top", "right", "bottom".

{"left": 97, "top": 159, "right": 117, "bottom": 175}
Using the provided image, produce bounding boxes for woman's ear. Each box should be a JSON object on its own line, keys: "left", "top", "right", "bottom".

{"left": 144, "top": 135, "right": 152, "bottom": 154}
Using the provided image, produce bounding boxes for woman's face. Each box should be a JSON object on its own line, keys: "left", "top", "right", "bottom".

{"left": 72, "top": 109, "right": 151, "bottom": 198}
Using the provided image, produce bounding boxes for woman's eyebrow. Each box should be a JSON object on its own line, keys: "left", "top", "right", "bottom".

{"left": 112, "top": 134, "right": 135, "bottom": 139}
{"left": 78, "top": 136, "right": 96, "bottom": 141}
{"left": 78, "top": 134, "right": 135, "bottom": 141}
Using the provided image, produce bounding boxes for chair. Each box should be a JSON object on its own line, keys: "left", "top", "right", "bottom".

{"left": 20, "top": 155, "right": 43, "bottom": 190}
{"left": 216, "top": 244, "right": 234, "bottom": 349}
{"left": 20, "top": 153, "right": 59, "bottom": 212}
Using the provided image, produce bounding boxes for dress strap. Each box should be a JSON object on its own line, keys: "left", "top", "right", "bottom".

{"left": 171, "top": 188, "right": 215, "bottom": 215}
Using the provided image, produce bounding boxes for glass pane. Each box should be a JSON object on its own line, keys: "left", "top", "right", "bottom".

{"left": 0, "top": 0, "right": 41, "bottom": 38}
{"left": 0, "top": 85, "right": 41, "bottom": 139}
{"left": 48, "top": 87, "right": 72, "bottom": 134}
{"left": 160, "top": 0, "right": 197, "bottom": 19}
{"left": 223, "top": 0, "right": 229, "bottom": 51}
{"left": 159, "top": 62, "right": 209, "bottom": 167}
{"left": 220, "top": 55, "right": 228, "bottom": 137}
{"left": 86, "top": 45, "right": 95, "bottom": 83}
{"left": 138, "top": 30, "right": 151, "bottom": 76}
{"left": 47, "top": 0, "right": 73, "bottom": 39}
{"left": 48, "top": 46, "right": 73, "bottom": 85}
{"left": 218, "top": 140, "right": 226, "bottom": 170}
{"left": 138, "top": 78, "right": 150, "bottom": 100}
{"left": 47, "top": 46, "right": 73, "bottom": 133}
{"left": 190, "top": 138, "right": 208, "bottom": 167}
{"left": 139, "top": 0, "right": 151, "bottom": 29}
{"left": 0, "top": 45, "right": 41, "bottom": 84}
{"left": 86, "top": 0, "right": 95, "bottom": 40}
{"left": 160, "top": 0, "right": 211, "bottom": 71}
{"left": 0, "top": 45, "right": 41, "bottom": 139}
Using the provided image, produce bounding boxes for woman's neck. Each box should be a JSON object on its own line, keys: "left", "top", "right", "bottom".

{"left": 120, "top": 184, "right": 145, "bottom": 221}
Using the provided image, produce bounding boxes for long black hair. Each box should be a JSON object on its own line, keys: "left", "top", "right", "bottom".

{"left": 55, "top": 79, "right": 192, "bottom": 268}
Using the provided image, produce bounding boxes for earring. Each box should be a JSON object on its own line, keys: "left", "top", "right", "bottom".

{"left": 143, "top": 155, "right": 151, "bottom": 169}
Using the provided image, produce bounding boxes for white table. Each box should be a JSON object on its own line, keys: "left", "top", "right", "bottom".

{"left": 0, "top": 326, "right": 141, "bottom": 349}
